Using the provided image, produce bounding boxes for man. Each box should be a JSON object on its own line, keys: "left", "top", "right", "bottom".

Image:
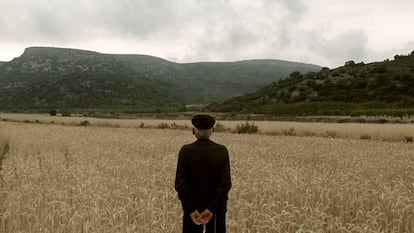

{"left": 175, "top": 114, "right": 232, "bottom": 233}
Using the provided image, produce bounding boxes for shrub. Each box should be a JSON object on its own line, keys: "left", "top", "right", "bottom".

{"left": 360, "top": 134, "right": 372, "bottom": 140}
{"left": 96, "top": 122, "right": 120, "bottom": 128}
{"left": 325, "top": 130, "right": 338, "bottom": 138}
{"left": 0, "top": 138, "right": 9, "bottom": 158}
{"left": 303, "top": 131, "right": 316, "bottom": 137}
{"left": 62, "top": 112, "right": 71, "bottom": 117}
{"left": 157, "top": 122, "right": 169, "bottom": 129}
{"left": 282, "top": 127, "right": 296, "bottom": 136}
{"left": 0, "top": 138, "right": 10, "bottom": 171}
{"left": 49, "top": 109, "right": 57, "bottom": 116}
{"left": 235, "top": 121, "right": 258, "bottom": 134}
{"left": 79, "top": 120, "right": 90, "bottom": 127}
{"left": 404, "top": 136, "right": 413, "bottom": 143}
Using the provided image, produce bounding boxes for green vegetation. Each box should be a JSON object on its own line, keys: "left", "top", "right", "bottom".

{"left": 360, "top": 134, "right": 372, "bottom": 140}
{"left": 0, "top": 47, "right": 320, "bottom": 112}
{"left": 404, "top": 136, "right": 413, "bottom": 143}
{"left": 79, "top": 120, "right": 90, "bottom": 126}
{"left": 206, "top": 52, "right": 414, "bottom": 116}
{"left": 0, "top": 73, "right": 186, "bottom": 111}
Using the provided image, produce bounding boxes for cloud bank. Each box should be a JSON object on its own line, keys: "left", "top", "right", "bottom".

{"left": 0, "top": 0, "right": 413, "bottom": 67}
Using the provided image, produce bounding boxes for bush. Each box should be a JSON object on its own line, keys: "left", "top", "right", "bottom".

{"left": 157, "top": 122, "right": 169, "bottom": 129}
{"left": 360, "top": 134, "right": 372, "bottom": 140}
{"left": 0, "top": 138, "right": 9, "bottom": 158}
{"left": 62, "top": 112, "right": 71, "bottom": 117}
{"left": 325, "top": 130, "right": 338, "bottom": 138}
{"left": 0, "top": 137, "right": 10, "bottom": 171}
{"left": 303, "top": 131, "right": 316, "bottom": 137}
{"left": 404, "top": 136, "right": 413, "bottom": 143}
{"left": 49, "top": 109, "right": 57, "bottom": 116}
{"left": 235, "top": 121, "right": 258, "bottom": 134}
{"left": 96, "top": 122, "right": 120, "bottom": 128}
{"left": 79, "top": 120, "right": 90, "bottom": 126}
{"left": 282, "top": 127, "right": 296, "bottom": 136}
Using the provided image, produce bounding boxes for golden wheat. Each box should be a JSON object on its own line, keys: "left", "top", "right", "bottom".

{"left": 1, "top": 113, "right": 413, "bottom": 141}
{"left": 0, "top": 121, "right": 413, "bottom": 232}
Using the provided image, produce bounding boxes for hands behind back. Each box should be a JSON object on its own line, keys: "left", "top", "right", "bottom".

{"left": 190, "top": 209, "right": 214, "bottom": 225}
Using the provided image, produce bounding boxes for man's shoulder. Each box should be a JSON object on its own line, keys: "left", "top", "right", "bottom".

{"left": 181, "top": 140, "right": 227, "bottom": 150}
{"left": 212, "top": 142, "right": 228, "bottom": 150}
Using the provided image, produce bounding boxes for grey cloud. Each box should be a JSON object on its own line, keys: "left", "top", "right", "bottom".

{"left": 227, "top": 27, "right": 261, "bottom": 50}
{"left": 0, "top": 0, "right": 83, "bottom": 41}
{"left": 182, "top": 0, "right": 309, "bottom": 61}
{"left": 279, "top": 0, "right": 306, "bottom": 20}
{"left": 90, "top": 0, "right": 180, "bottom": 37}
{"left": 263, "top": 0, "right": 307, "bottom": 21}
{"left": 1, "top": 0, "right": 413, "bottom": 67}
{"left": 402, "top": 41, "right": 414, "bottom": 54}
{"left": 284, "top": 0, "right": 306, "bottom": 15}
{"left": 0, "top": 0, "right": 303, "bottom": 52}
{"left": 305, "top": 30, "right": 372, "bottom": 67}
{"left": 256, "top": 0, "right": 308, "bottom": 50}
{"left": 0, "top": 0, "right": 188, "bottom": 42}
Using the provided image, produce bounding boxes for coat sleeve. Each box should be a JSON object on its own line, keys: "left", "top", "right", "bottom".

{"left": 208, "top": 147, "right": 232, "bottom": 213}
{"left": 174, "top": 147, "right": 195, "bottom": 213}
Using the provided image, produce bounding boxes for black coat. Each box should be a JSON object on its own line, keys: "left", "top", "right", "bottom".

{"left": 175, "top": 138, "right": 232, "bottom": 214}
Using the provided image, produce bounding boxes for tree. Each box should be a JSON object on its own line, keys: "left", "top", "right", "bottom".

{"left": 49, "top": 109, "right": 57, "bottom": 116}
{"left": 289, "top": 71, "right": 301, "bottom": 78}
{"left": 345, "top": 60, "right": 355, "bottom": 67}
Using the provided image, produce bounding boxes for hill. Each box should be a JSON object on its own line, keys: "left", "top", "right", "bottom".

{"left": 0, "top": 47, "right": 320, "bottom": 112}
{"left": 206, "top": 52, "right": 414, "bottom": 116}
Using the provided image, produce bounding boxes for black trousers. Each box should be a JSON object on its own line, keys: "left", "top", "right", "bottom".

{"left": 182, "top": 212, "right": 226, "bottom": 233}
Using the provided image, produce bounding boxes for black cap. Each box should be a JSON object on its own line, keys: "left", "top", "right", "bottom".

{"left": 191, "top": 114, "right": 215, "bottom": 129}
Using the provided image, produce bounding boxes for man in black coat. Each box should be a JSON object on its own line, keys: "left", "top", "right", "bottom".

{"left": 175, "top": 114, "right": 232, "bottom": 233}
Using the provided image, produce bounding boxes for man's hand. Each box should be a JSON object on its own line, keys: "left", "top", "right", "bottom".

{"left": 190, "top": 210, "right": 202, "bottom": 225}
{"left": 199, "top": 209, "right": 214, "bottom": 224}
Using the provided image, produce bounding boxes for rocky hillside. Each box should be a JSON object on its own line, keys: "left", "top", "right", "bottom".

{"left": 206, "top": 51, "right": 414, "bottom": 116}
{"left": 0, "top": 47, "right": 320, "bottom": 112}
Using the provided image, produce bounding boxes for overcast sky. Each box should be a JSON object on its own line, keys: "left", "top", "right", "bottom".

{"left": 0, "top": 0, "right": 413, "bottom": 68}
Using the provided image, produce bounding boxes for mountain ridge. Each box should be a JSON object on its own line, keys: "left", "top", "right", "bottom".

{"left": 0, "top": 46, "right": 321, "bottom": 111}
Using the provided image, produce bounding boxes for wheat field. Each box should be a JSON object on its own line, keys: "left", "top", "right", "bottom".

{"left": 1, "top": 113, "right": 414, "bottom": 141}
{"left": 0, "top": 121, "right": 413, "bottom": 233}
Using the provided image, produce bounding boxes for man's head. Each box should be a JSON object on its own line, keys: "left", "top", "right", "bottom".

{"left": 191, "top": 114, "right": 215, "bottom": 139}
